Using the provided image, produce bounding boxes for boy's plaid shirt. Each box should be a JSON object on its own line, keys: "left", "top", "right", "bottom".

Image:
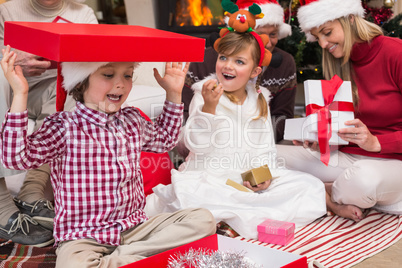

{"left": 0, "top": 101, "right": 183, "bottom": 246}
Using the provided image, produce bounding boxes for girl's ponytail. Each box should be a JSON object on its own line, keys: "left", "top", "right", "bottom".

{"left": 255, "top": 72, "right": 268, "bottom": 120}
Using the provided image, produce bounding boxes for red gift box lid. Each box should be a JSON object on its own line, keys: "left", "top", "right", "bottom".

{"left": 4, "top": 22, "right": 205, "bottom": 62}
{"left": 258, "top": 219, "right": 295, "bottom": 236}
{"left": 3, "top": 21, "right": 206, "bottom": 111}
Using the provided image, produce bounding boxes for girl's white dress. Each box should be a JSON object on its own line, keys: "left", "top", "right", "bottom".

{"left": 145, "top": 74, "right": 326, "bottom": 239}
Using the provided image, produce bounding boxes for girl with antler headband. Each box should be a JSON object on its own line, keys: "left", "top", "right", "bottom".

{"left": 145, "top": 1, "right": 326, "bottom": 240}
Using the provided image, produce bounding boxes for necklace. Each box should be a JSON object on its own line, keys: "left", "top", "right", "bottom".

{"left": 29, "top": 0, "right": 66, "bottom": 18}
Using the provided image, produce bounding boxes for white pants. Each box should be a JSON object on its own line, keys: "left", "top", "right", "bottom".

{"left": 277, "top": 145, "right": 402, "bottom": 214}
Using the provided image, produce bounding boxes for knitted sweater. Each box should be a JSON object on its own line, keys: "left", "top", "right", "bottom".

{"left": 340, "top": 35, "right": 402, "bottom": 160}
{"left": 0, "top": 0, "right": 98, "bottom": 84}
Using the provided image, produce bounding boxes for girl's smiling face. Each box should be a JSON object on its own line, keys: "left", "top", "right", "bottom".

{"left": 83, "top": 62, "right": 134, "bottom": 114}
{"left": 216, "top": 46, "right": 261, "bottom": 97}
{"left": 311, "top": 20, "right": 346, "bottom": 58}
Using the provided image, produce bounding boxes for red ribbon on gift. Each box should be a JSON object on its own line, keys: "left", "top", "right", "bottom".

{"left": 305, "top": 75, "right": 354, "bottom": 166}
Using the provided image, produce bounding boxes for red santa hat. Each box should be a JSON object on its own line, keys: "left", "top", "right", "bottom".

{"left": 60, "top": 62, "right": 108, "bottom": 93}
{"left": 297, "top": 0, "right": 365, "bottom": 42}
{"left": 232, "top": 0, "right": 291, "bottom": 39}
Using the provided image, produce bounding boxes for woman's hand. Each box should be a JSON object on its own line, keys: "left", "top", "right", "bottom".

{"left": 244, "top": 180, "right": 272, "bottom": 192}
{"left": 201, "top": 79, "right": 223, "bottom": 115}
{"left": 154, "top": 62, "right": 190, "bottom": 104}
{"left": 338, "top": 119, "right": 381, "bottom": 152}
{"left": 293, "top": 140, "right": 320, "bottom": 151}
{"left": 1, "top": 46, "right": 28, "bottom": 96}
{"left": 292, "top": 140, "right": 339, "bottom": 152}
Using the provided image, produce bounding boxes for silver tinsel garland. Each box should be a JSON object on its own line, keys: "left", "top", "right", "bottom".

{"left": 167, "top": 248, "right": 263, "bottom": 268}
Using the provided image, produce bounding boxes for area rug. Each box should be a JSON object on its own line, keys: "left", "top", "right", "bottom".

{"left": 236, "top": 209, "right": 402, "bottom": 268}
{"left": 0, "top": 239, "right": 56, "bottom": 268}
{"left": 1, "top": 209, "right": 401, "bottom": 267}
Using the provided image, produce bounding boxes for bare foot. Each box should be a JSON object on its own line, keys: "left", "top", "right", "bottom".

{"left": 324, "top": 184, "right": 365, "bottom": 222}
{"left": 330, "top": 202, "right": 364, "bottom": 222}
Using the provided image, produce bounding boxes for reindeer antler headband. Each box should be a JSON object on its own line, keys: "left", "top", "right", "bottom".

{"left": 214, "top": 0, "right": 272, "bottom": 67}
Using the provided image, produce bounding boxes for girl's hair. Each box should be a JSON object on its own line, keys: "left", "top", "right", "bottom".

{"left": 322, "top": 16, "right": 383, "bottom": 107}
{"left": 69, "top": 77, "right": 90, "bottom": 103}
{"left": 216, "top": 31, "right": 268, "bottom": 119}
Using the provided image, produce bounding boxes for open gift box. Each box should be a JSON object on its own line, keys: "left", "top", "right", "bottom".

{"left": 241, "top": 164, "right": 272, "bottom": 187}
{"left": 121, "top": 234, "right": 307, "bottom": 268}
{"left": 284, "top": 76, "right": 355, "bottom": 146}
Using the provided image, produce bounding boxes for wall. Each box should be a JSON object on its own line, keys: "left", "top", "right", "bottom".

{"left": 123, "top": 0, "right": 157, "bottom": 27}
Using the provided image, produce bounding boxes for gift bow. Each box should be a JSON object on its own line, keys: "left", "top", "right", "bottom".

{"left": 305, "top": 75, "right": 354, "bottom": 166}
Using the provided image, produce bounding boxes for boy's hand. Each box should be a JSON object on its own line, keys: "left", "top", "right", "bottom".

{"left": 154, "top": 62, "right": 190, "bottom": 104}
{"left": 201, "top": 79, "right": 223, "bottom": 115}
{"left": 1, "top": 46, "right": 29, "bottom": 96}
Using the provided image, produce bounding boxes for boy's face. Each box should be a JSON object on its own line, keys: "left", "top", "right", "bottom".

{"left": 83, "top": 62, "right": 135, "bottom": 114}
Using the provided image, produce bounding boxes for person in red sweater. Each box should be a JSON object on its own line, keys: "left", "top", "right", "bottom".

{"left": 277, "top": 0, "right": 402, "bottom": 221}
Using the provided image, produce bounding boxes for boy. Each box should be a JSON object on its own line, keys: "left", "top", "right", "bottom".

{"left": 0, "top": 46, "right": 215, "bottom": 267}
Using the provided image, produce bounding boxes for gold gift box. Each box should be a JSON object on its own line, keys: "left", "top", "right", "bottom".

{"left": 241, "top": 165, "right": 272, "bottom": 187}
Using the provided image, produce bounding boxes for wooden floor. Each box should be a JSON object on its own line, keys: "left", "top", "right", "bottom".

{"left": 353, "top": 238, "right": 402, "bottom": 267}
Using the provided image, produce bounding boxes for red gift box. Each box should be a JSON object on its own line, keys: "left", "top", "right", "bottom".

{"left": 121, "top": 234, "right": 306, "bottom": 268}
{"left": 258, "top": 219, "right": 295, "bottom": 246}
{"left": 4, "top": 21, "right": 205, "bottom": 62}
{"left": 4, "top": 21, "right": 206, "bottom": 111}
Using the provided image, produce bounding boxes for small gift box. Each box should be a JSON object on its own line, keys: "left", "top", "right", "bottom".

{"left": 284, "top": 75, "right": 355, "bottom": 165}
{"left": 241, "top": 164, "right": 272, "bottom": 187}
{"left": 257, "top": 219, "right": 295, "bottom": 246}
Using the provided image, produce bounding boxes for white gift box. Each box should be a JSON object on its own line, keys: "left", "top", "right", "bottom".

{"left": 123, "top": 234, "right": 307, "bottom": 268}
{"left": 284, "top": 79, "right": 354, "bottom": 145}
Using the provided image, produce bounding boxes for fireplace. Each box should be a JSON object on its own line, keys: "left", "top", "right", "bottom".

{"left": 156, "top": 0, "right": 226, "bottom": 39}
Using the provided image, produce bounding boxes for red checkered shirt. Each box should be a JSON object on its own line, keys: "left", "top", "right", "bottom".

{"left": 0, "top": 101, "right": 183, "bottom": 246}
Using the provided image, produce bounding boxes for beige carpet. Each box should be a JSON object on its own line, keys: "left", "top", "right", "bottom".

{"left": 353, "top": 238, "right": 402, "bottom": 268}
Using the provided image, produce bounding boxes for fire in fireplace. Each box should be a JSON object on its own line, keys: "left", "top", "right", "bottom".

{"left": 157, "top": 0, "right": 226, "bottom": 37}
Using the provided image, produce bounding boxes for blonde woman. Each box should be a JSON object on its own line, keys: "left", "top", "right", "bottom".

{"left": 277, "top": 0, "right": 402, "bottom": 221}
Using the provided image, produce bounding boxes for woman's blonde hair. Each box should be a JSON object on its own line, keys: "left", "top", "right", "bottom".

{"left": 216, "top": 32, "right": 268, "bottom": 119}
{"left": 322, "top": 16, "right": 383, "bottom": 107}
